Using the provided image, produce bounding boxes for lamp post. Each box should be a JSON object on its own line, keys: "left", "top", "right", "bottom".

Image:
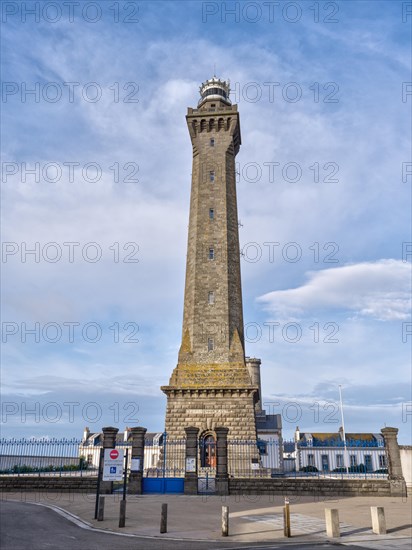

{"left": 338, "top": 385, "right": 349, "bottom": 473}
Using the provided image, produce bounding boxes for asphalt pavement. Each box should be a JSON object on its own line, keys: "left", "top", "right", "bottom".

{"left": 1, "top": 493, "right": 411, "bottom": 550}
{"left": 0, "top": 500, "right": 372, "bottom": 550}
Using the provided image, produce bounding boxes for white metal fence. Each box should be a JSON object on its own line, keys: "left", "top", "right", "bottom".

{"left": 0, "top": 438, "right": 100, "bottom": 476}
{"left": 0, "top": 437, "right": 389, "bottom": 480}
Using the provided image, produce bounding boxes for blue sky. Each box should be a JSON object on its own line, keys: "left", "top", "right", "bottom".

{"left": 1, "top": 0, "right": 411, "bottom": 443}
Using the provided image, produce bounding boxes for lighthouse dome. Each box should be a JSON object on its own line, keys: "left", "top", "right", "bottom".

{"left": 198, "top": 77, "right": 231, "bottom": 107}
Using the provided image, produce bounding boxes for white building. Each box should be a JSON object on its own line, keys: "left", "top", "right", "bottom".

{"left": 295, "top": 427, "right": 387, "bottom": 474}
{"left": 79, "top": 427, "right": 163, "bottom": 473}
{"left": 255, "top": 411, "right": 283, "bottom": 473}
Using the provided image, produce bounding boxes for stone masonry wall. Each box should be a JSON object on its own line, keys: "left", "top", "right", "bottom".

{"left": 229, "top": 478, "right": 401, "bottom": 497}
{"left": 1, "top": 476, "right": 401, "bottom": 497}
{"left": 0, "top": 476, "right": 97, "bottom": 492}
{"left": 164, "top": 390, "right": 257, "bottom": 440}
{"left": 180, "top": 103, "right": 244, "bottom": 364}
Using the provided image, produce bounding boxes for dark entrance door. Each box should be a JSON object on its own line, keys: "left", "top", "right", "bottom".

{"left": 201, "top": 435, "right": 216, "bottom": 468}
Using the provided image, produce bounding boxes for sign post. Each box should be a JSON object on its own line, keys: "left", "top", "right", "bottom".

{"left": 122, "top": 448, "right": 129, "bottom": 500}
{"left": 119, "top": 449, "right": 129, "bottom": 528}
{"left": 94, "top": 448, "right": 103, "bottom": 520}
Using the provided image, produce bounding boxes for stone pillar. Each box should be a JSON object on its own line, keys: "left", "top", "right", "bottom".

{"left": 215, "top": 427, "right": 229, "bottom": 496}
{"left": 100, "top": 426, "right": 119, "bottom": 494}
{"left": 128, "top": 427, "right": 147, "bottom": 494}
{"left": 184, "top": 427, "right": 199, "bottom": 494}
{"left": 381, "top": 427, "right": 407, "bottom": 497}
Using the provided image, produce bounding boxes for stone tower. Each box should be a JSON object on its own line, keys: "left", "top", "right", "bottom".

{"left": 161, "top": 77, "right": 258, "bottom": 444}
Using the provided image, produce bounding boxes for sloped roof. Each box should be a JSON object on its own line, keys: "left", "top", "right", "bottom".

{"left": 283, "top": 441, "right": 296, "bottom": 453}
{"left": 298, "top": 431, "right": 383, "bottom": 447}
{"left": 256, "top": 414, "right": 281, "bottom": 431}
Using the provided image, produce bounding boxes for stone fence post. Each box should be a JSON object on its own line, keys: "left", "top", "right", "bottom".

{"left": 184, "top": 427, "right": 199, "bottom": 494}
{"left": 215, "top": 427, "right": 229, "bottom": 496}
{"left": 128, "top": 427, "right": 147, "bottom": 494}
{"left": 381, "top": 427, "right": 407, "bottom": 497}
{"left": 100, "top": 426, "right": 119, "bottom": 494}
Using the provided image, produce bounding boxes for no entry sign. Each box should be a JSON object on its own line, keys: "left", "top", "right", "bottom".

{"left": 103, "top": 448, "right": 124, "bottom": 481}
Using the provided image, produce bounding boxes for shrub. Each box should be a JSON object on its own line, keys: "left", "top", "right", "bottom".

{"left": 299, "top": 465, "right": 318, "bottom": 472}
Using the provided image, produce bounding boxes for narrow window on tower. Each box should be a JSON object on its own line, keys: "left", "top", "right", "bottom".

{"left": 209, "top": 208, "right": 214, "bottom": 220}
{"left": 208, "top": 247, "right": 215, "bottom": 260}
{"left": 210, "top": 138, "right": 215, "bottom": 147}
{"left": 208, "top": 338, "right": 214, "bottom": 351}
{"left": 208, "top": 291, "right": 215, "bottom": 305}
{"left": 209, "top": 171, "right": 215, "bottom": 182}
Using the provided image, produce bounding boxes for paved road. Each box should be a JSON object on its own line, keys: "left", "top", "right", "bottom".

{"left": 0, "top": 500, "right": 368, "bottom": 550}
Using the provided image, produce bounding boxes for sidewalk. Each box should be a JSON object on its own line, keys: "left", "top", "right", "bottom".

{"left": 3, "top": 492, "right": 411, "bottom": 544}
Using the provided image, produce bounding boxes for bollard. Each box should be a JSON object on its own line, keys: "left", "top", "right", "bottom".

{"left": 160, "top": 503, "right": 168, "bottom": 533}
{"left": 222, "top": 505, "right": 229, "bottom": 536}
{"left": 283, "top": 498, "right": 291, "bottom": 537}
{"left": 119, "top": 500, "right": 126, "bottom": 528}
{"left": 371, "top": 506, "right": 386, "bottom": 535}
{"left": 97, "top": 496, "right": 105, "bottom": 521}
{"left": 325, "top": 508, "right": 340, "bottom": 538}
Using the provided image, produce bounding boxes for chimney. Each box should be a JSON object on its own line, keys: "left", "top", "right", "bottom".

{"left": 83, "top": 426, "right": 90, "bottom": 442}
{"left": 245, "top": 357, "right": 262, "bottom": 413}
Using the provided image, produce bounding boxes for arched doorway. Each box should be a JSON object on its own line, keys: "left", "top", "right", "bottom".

{"left": 200, "top": 433, "right": 216, "bottom": 468}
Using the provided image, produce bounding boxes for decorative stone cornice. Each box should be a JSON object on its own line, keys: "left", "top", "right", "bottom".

{"left": 164, "top": 362, "right": 256, "bottom": 389}
{"left": 160, "top": 386, "right": 257, "bottom": 399}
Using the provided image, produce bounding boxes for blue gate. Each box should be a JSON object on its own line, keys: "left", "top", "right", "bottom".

{"left": 142, "top": 433, "right": 185, "bottom": 494}
{"left": 143, "top": 477, "right": 184, "bottom": 494}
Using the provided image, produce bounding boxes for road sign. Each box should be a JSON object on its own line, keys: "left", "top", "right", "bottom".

{"left": 103, "top": 448, "right": 124, "bottom": 481}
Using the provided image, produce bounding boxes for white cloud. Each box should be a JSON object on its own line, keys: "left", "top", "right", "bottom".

{"left": 257, "top": 260, "right": 411, "bottom": 321}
